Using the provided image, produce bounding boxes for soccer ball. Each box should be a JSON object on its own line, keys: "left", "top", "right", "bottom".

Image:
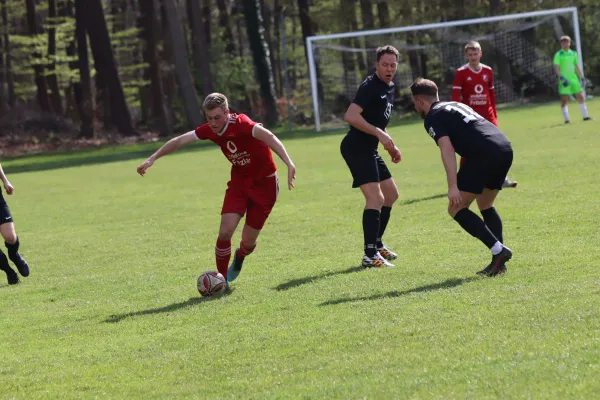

{"left": 197, "top": 271, "right": 227, "bottom": 297}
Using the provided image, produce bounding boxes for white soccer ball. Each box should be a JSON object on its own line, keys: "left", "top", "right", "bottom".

{"left": 197, "top": 271, "right": 227, "bottom": 297}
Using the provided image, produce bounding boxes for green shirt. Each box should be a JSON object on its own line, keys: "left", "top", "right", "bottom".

{"left": 553, "top": 49, "right": 578, "bottom": 77}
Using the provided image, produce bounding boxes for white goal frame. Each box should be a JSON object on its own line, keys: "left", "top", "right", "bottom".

{"left": 306, "top": 7, "right": 583, "bottom": 131}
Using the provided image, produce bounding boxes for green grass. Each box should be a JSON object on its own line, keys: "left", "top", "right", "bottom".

{"left": 1, "top": 100, "right": 599, "bottom": 399}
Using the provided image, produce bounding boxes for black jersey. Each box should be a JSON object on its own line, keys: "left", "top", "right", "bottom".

{"left": 346, "top": 73, "right": 395, "bottom": 149}
{"left": 424, "top": 101, "right": 512, "bottom": 158}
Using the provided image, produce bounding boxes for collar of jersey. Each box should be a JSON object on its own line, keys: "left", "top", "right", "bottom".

{"left": 217, "top": 115, "right": 232, "bottom": 136}
{"left": 467, "top": 64, "right": 483, "bottom": 74}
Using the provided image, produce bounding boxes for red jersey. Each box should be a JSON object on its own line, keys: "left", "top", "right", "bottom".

{"left": 195, "top": 113, "right": 277, "bottom": 178}
{"left": 452, "top": 63, "right": 498, "bottom": 125}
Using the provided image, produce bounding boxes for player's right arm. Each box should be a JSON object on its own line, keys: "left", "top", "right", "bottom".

{"left": 437, "top": 136, "right": 461, "bottom": 208}
{"left": 344, "top": 104, "right": 394, "bottom": 151}
{"left": 451, "top": 69, "right": 463, "bottom": 102}
{"left": 136, "top": 131, "right": 198, "bottom": 176}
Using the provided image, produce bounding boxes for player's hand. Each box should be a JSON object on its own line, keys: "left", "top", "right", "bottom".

{"left": 376, "top": 129, "right": 395, "bottom": 152}
{"left": 137, "top": 158, "right": 154, "bottom": 176}
{"left": 388, "top": 146, "right": 402, "bottom": 163}
{"left": 448, "top": 186, "right": 462, "bottom": 208}
{"left": 560, "top": 76, "right": 570, "bottom": 87}
{"left": 287, "top": 164, "right": 296, "bottom": 190}
{"left": 580, "top": 77, "right": 586, "bottom": 87}
{"left": 3, "top": 180, "right": 14, "bottom": 195}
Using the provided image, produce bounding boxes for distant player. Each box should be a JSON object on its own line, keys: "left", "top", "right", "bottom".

{"left": 553, "top": 35, "right": 591, "bottom": 123}
{"left": 452, "top": 41, "right": 517, "bottom": 189}
{"left": 0, "top": 163, "right": 30, "bottom": 285}
{"left": 137, "top": 93, "right": 296, "bottom": 284}
{"left": 411, "top": 78, "right": 513, "bottom": 277}
{"left": 341, "top": 45, "right": 402, "bottom": 268}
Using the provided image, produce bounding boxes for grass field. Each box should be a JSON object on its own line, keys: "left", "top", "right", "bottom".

{"left": 1, "top": 100, "right": 599, "bottom": 399}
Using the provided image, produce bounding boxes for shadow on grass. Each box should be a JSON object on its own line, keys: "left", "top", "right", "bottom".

{"left": 319, "top": 276, "right": 478, "bottom": 306}
{"left": 274, "top": 265, "right": 365, "bottom": 291}
{"left": 399, "top": 193, "right": 445, "bottom": 206}
{"left": 103, "top": 290, "right": 234, "bottom": 323}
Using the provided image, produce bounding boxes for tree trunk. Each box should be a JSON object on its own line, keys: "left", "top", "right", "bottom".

{"left": 188, "top": 0, "right": 215, "bottom": 96}
{"left": 1, "top": 0, "right": 14, "bottom": 108}
{"left": 47, "top": 0, "right": 63, "bottom": 114}
{"left": 243, "top": 0, "right": 277, "bottom": 126}
{"left": 25, "top": 0, "right": 51, "bottom": 112}
{"left": 376, "top": 2, "right": 389, "bottom": 27}
{"left": 359, "top": 0, "right": 376, "bottom": 69}
{"left": 82, "top": 0, "right": 135, "bottom": 135}
{"left": 297, "top": 0, "right": 323, "bottom": 100}
{"left": 139, "top": 0, "right": 172, "bottom": 136}
{"left": 74, "top": 0, "right": 94, "bottom": 137}
{"left": 216, "top": 0, "right": 236, "bottom": 55}
{"left": 202, "top": 1, "right": 211, "bottom": 47}
{"left": 260, "top": 0, "right": 278, "bottom": 96}
{"left": 272, "top": 0, "right": 282, "bottom": 96}
{"left": 163, "top": 0, "right": 204, "bottom": 127}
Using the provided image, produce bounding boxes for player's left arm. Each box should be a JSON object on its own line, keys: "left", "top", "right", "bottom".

{"left": 575, "top": 63, "right": 585, "bottom": 86}
{"left": 488, "top": 72, "right": 498, "bottom": 120}
{"left": 0, "top": 163, "right": 14, "bottom": 195}
{"left": 253, "top": 125, "right": 296, "bottom": 190}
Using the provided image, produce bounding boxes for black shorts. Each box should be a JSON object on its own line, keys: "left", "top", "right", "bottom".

{"left": 340, "top": 135, "right": 392, "bottom": 188}
{"left": 458, "top": 150, "right": 513, "bottom": 194}
{"left": 0, "top": 194, "right": 13, "bottom": 225}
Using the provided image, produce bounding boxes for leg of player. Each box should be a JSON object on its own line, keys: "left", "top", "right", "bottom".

{"left": 377, "top": 178, "right": 399, "bottom": 261}
{"left": 216, "top": 213, "right": 243, "bottom": 281}
{"left": 0, "top": 222, "right": 29, "bottom": 278}
{"left": 449, "top": 191, "right": 511, "bottom": 277}
{"left": 227, "top": 223, "right": 260, "bottom": 282}
{"left": 359, "top": 182, "right": 392, "bottom": 268}
{"left": 560, "top": 95, "right": 570, "bottom": 123}
{"left": 575, "top": 93, "right": 591, "bottom": 121}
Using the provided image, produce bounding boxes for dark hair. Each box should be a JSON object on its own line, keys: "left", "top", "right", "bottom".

{"left": 376, "top": 45, "right": 399, "bottom": 62}
{"left": 410, "top": 78, "right": 438, "bottom": 97}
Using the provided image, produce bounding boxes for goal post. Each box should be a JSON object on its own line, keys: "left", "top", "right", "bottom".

{"left": 307, "top": 7, "right": 583, "bottom": 131}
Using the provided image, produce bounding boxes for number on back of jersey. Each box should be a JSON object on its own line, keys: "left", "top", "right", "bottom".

{"left": 445, "top": 103, "right": 483, "bottom": 123}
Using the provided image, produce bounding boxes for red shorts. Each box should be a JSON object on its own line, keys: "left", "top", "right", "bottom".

{"left": 221, "top": 173, "right": 279, "bottom": 230}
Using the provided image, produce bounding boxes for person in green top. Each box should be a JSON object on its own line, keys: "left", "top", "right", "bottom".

{"left": 553, "top": 35, "right": 591, "bottom": 123}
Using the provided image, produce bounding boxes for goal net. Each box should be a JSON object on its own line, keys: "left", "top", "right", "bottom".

{"left": 307, "top": 7, "right": 583, "bottom": 131}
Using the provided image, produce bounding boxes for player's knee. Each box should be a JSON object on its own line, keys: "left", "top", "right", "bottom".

{"left": 0, "top": 230, "right": 16, "bottom": 244}
{"left": 447, "top": 204, "right": 464, "bottom": 217}
{"left": 218, "top": 228, "right": 235, "bottom": 241}
{"left": 364, "top": 190, "right": 384, "bottom": 209}
{"left": 384, "top": 188, "right": 399, "bottom": 205}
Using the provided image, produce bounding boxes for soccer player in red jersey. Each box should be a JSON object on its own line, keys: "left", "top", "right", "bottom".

{"left": 452, "top": 41, "right": 517, "bottom": 188}
{"left": 137, "top": 93, "right": 296, "bottom": 284}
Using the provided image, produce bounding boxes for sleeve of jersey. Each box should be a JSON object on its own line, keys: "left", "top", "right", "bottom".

{"left": 451, "top": 71, "right": 462, "bottom": 102}
{"left": 237, "top": 114, "right": 258, "bottom": 137}
{"left": 428, "top": 119, "right": 450, "bottom": 145}
{"left": 352, "top": 82, "right": 374, "bottom": 110}
{"left": 553, "top": 52, "right": 560, "bottom": 66}
{"left": 194, "top": 124, "right": 210, "bottom": 140}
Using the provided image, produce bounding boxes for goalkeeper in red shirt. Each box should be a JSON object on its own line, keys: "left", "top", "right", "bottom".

{"left": 452, "top": 41, "right": 517, "bottom": 188}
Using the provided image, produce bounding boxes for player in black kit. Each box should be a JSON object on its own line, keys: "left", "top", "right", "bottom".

{"left": 341, "top": 45, "right": 402, "bottom": 268}
{"left": 410, "top": 78, "right": 513, "bottom": 277}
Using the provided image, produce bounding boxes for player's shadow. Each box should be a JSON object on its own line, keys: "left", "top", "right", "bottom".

{"left": 103, "top": 290, "right": 235, "bottom": 323}
{"left": 399, "top": 193, "right": 446, "bottom": 205}
{"left": 319, "top": 276, "right": 478, "bottom": 306}
{"left": 274, "top": 266, "right": 365, "bottom": 291}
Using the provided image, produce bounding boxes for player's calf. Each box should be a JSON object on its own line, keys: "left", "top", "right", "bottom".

{"left": 5, "top": 237, "right": 29, "bottom": 277}
{"left": 0, "top": 251, "right": 19, "bottom": 285}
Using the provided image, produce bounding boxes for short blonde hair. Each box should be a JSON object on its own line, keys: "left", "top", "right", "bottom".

{"left": 464, "top": 41, "right": 482, "bottom": 53}
{"left": 203, "top": 93, "right": 229, "bottom": 112}
{"left": 560, "top": 35, "right": 571, "bottom": 43}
